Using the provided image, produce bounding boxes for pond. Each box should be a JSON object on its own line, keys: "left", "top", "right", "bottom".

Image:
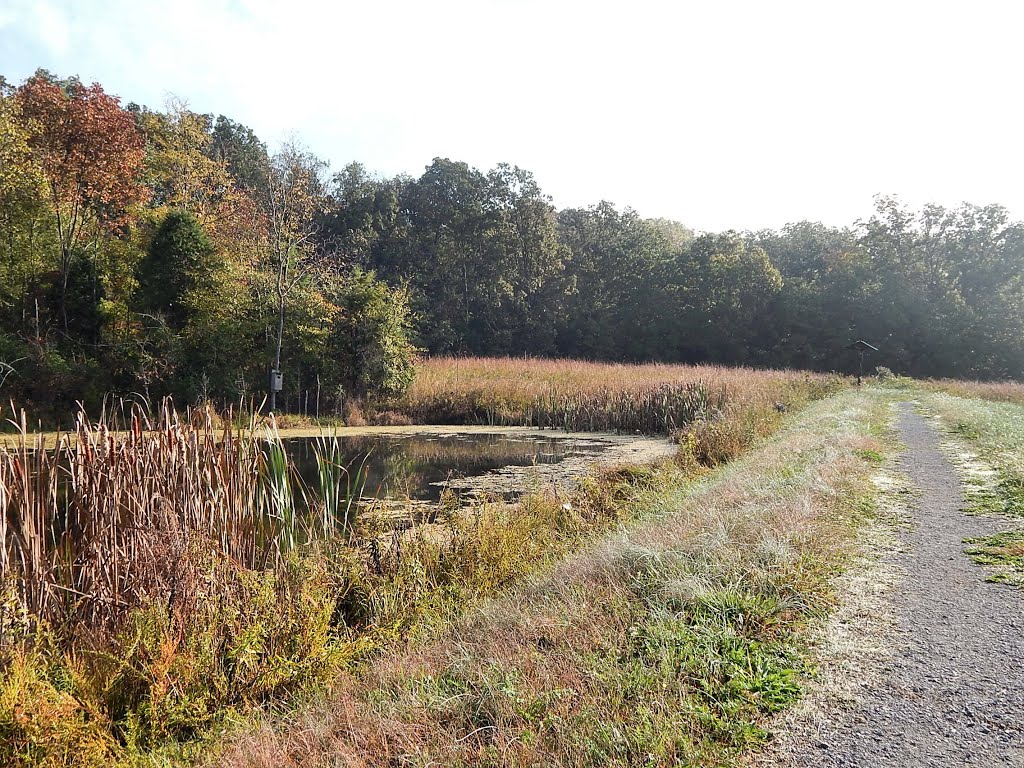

{"left": 282, "top": 431, "right": 607, "bottom": 503}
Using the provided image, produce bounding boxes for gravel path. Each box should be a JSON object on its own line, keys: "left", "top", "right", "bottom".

{"left": 792, "top": 402, "right": 1024, "bottom": 767}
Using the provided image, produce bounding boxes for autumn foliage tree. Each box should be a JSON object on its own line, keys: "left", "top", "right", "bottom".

{"left": 16, "top": 72, "right": 147, "bottom": 332}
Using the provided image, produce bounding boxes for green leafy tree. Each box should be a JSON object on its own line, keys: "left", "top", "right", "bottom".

{"left": 400, "top": 158, "right": 492, "bottom": 352}
{"left": 210, "top": 115, "right": 271, "bottom": 196}
{"left": 669, "top": 233, "right": 783, "bottom": 364}
{"left": 317, "top": 162, "right": 409, "bottom": 271}
{"left": 556, "top": 203, "right": 678, "bottom": 360}
{"left": 0, "top": 85, "right": 50, "bottom": 342}
{"left": 258, "top": 143, "right": 328, "bottom": 409}
{"left": 483, "top": 163, "right": 567, "bottom": 355}
{"left": 136, "top": 210, "right": 219, "bottom": 330}
{"left": 326, "top": 269, "right": 417, "bottom": 399}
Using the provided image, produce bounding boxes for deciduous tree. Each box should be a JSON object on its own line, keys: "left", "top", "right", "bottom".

{"left": 16, "top": 73, "right": 147, "bottom": 332}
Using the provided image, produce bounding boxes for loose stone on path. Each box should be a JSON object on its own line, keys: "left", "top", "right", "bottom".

{"left": 785, "top": 402, "right": 1024, "bottom": 767}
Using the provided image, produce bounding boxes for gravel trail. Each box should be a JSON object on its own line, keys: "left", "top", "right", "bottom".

{"left": 791, "top": 402, "right": 1024, "bottom": 767}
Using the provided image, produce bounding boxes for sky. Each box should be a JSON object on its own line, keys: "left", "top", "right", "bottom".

{"left": 1, "top": 0, "right": 1022, "bottom": 232}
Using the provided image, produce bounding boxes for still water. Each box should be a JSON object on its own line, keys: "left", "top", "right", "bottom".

{"left": 282, "top": 432, "right": 605, "bottom": 502}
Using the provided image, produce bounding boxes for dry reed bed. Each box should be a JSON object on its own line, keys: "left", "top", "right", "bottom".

{"left": 211, "top": 390, "right": 882, "bottom": 767}
{"left": 922, "top": 377, "right": 1024, "bottom": 405}
{"left": 0, "top": 404, "right": 352, "bottom": 636}
{"left": 396, "top": 357, "right": 842, "bottom": 433}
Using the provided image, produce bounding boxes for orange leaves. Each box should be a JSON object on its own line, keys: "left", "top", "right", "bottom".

{"left": 16, "top": 74, "right": 148, "bottom": 240}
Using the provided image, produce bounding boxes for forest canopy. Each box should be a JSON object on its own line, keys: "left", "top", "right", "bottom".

{"left": 1, "top": 69, "right": 1021, "bottom": 420}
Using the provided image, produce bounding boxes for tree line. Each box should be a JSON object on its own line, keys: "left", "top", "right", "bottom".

{"left": 1, "top": 70, "right": 1021, "bottom": 420}
{"left": 326, "top": 163, "right": 1024, "bottom": 380}
{"left": 0, "top": 71, "right": 416, "bottom": 420}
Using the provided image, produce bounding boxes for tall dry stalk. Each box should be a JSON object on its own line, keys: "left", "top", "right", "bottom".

{"left": 397, "top": 357, "right": 841, "bottom": 433}
{"left": 0, "top": 400, "right": 353, "bottom": 636}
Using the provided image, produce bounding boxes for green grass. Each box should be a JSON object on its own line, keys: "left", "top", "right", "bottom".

{"left": 964, "top": 531, "right": 1024, "bottom": 587}
{"left": 855, "top": 448, "right": 885, "bottom": 464}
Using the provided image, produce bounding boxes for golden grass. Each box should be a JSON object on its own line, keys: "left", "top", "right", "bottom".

{"left": 395, "top": 357, "right": 843, "bottom": 433}
{"left": 922, "top": 377, "right": 1024, "bottom": 405}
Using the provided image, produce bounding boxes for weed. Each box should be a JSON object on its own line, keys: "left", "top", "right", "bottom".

{"left": 854, "top": 448, "right": 885, "bottom": 464}
{"left": 964, "top": 531, "right": 1024, "bottom": 588}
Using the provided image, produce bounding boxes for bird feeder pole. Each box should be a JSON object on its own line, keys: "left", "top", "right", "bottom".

{"left": 846, "top": 340, "right": 879, "bottom": 387}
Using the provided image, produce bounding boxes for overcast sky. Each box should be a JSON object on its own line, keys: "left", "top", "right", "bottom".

{"left": 1, "top": 0, "right": 1021, "bottom": 232}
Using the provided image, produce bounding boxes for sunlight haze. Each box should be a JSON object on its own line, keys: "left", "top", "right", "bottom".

{"left": 1, "top": 0, "right": 1021, "bottom": 231}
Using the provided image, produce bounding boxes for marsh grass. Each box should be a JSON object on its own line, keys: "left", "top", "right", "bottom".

{"left": 922, "top": 377, "right": 1024, "bottom": 406}
{"left": 0, "top": 402, "right": 367, "bottom": 635}
{"left": 211, "top": 391, "right": 882, "bottom": 768}
{"left": 0, "top": 367, "right": 841, "bottom": 766}
{"left": 394, "top": 357, "right": 843, "bottom": 433}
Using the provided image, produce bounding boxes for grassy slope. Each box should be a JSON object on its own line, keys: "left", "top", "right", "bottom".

{"left": 209, "top": 389, "right": 890, "bottom": 768}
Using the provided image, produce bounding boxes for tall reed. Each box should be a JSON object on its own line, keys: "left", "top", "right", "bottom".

{"left": 312, "top": 431, "right": 369, "bottom": 539}
{"left": 395, "top": 357, "right": 843, "bottom": 433}
{"left": 0, "top": 401, "right": 362, "bottom": 635}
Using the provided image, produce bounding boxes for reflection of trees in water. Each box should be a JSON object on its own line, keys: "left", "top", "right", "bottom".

{"left": 357, "top": 435, "right": 574, "bottom": 465}
{"left": 375, "top": 447, "right": 421, "bottom": 499}
{"left": 283, "top": 433, "right": 587, "bottom": 503}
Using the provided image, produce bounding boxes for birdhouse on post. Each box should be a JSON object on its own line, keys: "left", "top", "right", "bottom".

{"left": 846, "top": 340, "right": 878, "bottom": 386}
{"left": 268, "top": 368, "right": 284, "bottom": 411}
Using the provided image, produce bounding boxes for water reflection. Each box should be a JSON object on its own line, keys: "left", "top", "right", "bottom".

{"left": 283, "top": 432, "right": 601, "bottom": 502}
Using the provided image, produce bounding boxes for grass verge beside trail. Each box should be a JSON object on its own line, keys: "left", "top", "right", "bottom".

{"left": 917, "top": 391, "right": 1024, "bottom": 519}
{"left": 964, "top": 532, "right": 1024, "bottom": 588}
{"left": 210, "top": 389, "right": 887, "bottom": 768}
{"left": 918, "top": 391, "right": 1024, "bottom": 589}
